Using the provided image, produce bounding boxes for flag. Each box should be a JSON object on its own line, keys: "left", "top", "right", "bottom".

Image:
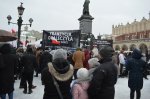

{"left": 11, "top": 29, "right": 16, "bottom": 36}
{"left": 50, "top": 36, "right": 60, "bottom": 45}
{"left": 19, "top": 40, "right": 24, "bottom": 45}
{"left": 25, "top": 40, "right": 29, "bottom": 46}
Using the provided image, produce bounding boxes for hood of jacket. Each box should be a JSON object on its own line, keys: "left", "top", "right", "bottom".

{"left": 48, "top": 62, "right": 74, "bottom": 81}
{"left": 132, "top": 49, "right": 142, "bottom": 59}
{"left": 0, "top": 44, "right": 11, "bottom": 54}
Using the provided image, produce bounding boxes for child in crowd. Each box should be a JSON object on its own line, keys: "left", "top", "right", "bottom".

{"left": 71, "top": 68, "right": 90, "bottom": 99}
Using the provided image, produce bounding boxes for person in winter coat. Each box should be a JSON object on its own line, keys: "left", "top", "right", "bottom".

{"left": 67, "top": 51, "right": 74, "bottom": 66}
{"left": 83, "top": 49, "right": 91, "bottom": 69}
{"left": 0, "top": 44, "right": 18, "bottom": 99}
{"left": 41, "top": 49, "right": 74, "bottom": 99}
{"left": 87, "top": 46, "right": 118, "bottom": 99}
{"left": 88, "top": 58, "right": 100, "bottom": 80}
{"left": 39, "top": 51, "right": 52, "bottom": 73}
{"left": 91, "top": 45, "right": 99, "bottom": 58}
{"left": 20, "top": 47, "right": 37, "bottom": 94}
{"left": 125, "top": 48, "right": 146, "bottom": 99}
{"left": 35, "top": 47, "right": 43, "bottom": 77}
{"left": 119, "top": 50, "right": 126, "bottom": 77}
{"left": 16, "top": 47, "right": 24, "bottom": 80}
{"left": 72, "top": 68, "right": 90, "bottom": 99}
{"left": 72, "top": 48, "right": 85, "bottom": 79}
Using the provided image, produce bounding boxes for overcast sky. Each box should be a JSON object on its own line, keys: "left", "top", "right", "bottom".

{"left": 0, "top": 0, "right": 150, "bottom": 37}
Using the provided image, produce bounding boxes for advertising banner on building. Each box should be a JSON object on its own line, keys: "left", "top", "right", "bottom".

{"left": 42, "top": 30, "right": 80, "bottom": 49}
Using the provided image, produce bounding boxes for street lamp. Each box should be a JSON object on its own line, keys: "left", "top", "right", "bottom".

{"left": 7, "top": 2, "right": 33, "bottom": 48}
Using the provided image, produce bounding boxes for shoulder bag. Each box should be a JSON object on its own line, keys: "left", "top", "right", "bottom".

{"left": 51, "top": 75, "right": 64, "bottom": 99}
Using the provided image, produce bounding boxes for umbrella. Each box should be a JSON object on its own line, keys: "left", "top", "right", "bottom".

{"left": 0, "top": 29, "right": 17, "bottom": 42}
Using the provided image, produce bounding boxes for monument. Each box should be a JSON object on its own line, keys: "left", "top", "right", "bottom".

{"left": 83, "top": 0, "right": 90, "bottom": 15}
{"left": 78, "top": 0, "right": 94, "bottom": 48}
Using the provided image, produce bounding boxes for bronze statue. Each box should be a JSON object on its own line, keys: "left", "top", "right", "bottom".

{"left": 83, "top": 0, "right": 90, "bottom": 15}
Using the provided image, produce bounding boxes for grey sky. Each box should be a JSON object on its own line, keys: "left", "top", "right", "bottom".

{"left": 0, "top": 0, "right": 150, "bottom": 37}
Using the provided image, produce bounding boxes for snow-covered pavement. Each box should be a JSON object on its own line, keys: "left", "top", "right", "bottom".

{"left": 13, "top": 75, "right": 150, "bottom": 99}
{"left": 115, "top": 76, "right": 150, "bottom": 99}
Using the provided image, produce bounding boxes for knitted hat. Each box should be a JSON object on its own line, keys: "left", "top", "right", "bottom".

{"left": 52, "top": 49, "right": 69, "bottom": 74}
{"left": 99, "top": 46, "right": 114, "bottom": 58}
{"left": 77, "top": 68, "right": 89, "bottom": 80}
{"left": 53, "top": 49, "right": 67, "bottom": 60}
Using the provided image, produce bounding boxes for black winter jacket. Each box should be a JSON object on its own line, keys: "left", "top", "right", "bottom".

{"left": 41, "top": 59, "right": 74, "bottom": 99}
{"left": 0, "top": 54, "right": 18, "bottom": 94}
{"left": 21, "top": 53, "right": 37, "bottom": 73}
{"left": 88, "top": 58, "right": 118, "bottom": 99}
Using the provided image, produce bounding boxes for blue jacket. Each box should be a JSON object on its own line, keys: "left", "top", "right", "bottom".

{"left": 125, "top": 49, "right": 146, "bottom": 90}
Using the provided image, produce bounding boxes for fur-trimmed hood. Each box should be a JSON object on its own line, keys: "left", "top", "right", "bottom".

{"left": 48, "top": 62, "right": 74, "bottom": 81}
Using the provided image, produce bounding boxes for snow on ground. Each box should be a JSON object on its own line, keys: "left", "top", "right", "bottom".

{"left": 13, "top": 75, "right": 44, "bottom": 99}
{"left": 13, "top": 75, "right": 150, "bottom": 99}
{"left": 115, "top": 76, "right": 150, "bottom": 99}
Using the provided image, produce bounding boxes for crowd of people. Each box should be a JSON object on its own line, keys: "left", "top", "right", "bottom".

{"left": 0, "top": 43, "right": 149, "bottom": 99}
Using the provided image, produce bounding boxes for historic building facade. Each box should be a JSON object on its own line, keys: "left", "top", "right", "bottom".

{"left": 112, "top": 13, "right": 150, "bottom": 54}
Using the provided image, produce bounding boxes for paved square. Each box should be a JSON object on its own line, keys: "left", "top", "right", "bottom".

{"left": 13, "top": 75, "right": 150, "bottom": 99}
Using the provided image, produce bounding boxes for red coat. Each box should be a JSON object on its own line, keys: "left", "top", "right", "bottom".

{"left": 83, "top": 50, "right": 90, "bottom": 69}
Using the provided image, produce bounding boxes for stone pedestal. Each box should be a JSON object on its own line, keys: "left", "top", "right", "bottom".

{"left": 78, "top": 15, "right": 94, "bottom": 48}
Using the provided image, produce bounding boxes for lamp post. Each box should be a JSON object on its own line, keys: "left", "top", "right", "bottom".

{"left": 7, "top": 3, "right": 33, "bottom": 48}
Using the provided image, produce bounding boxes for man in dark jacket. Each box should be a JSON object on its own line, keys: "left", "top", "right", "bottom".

{"left": 39, "top": 51, "right": 52, "bottom": 73}
{"left": 88, "top": 46, "right": 118, "bottom": 99}
{"left": 0, "top": 44, "right": 18, "bottom": 99}
{"left": 21, "top": 47, "right": 37, "bottom": 94}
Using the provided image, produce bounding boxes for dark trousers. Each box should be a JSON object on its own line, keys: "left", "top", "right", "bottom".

{"left": 130, "top": 89, "right": 141, "bottom": 99}
{"left": 120, "top": 63, "right": 124, "bottom": 76}
{"left": 0, "top": 92, "right": 13, "bottom": 99}
{"left": 35, "top": 71, "right": 39, "bottom": 77}
{"left": 19, "top": 77, "right": 24, "bottom": 87}
{"left": 22, "top": 72, "right": 34, "bottom": 91}
{"left": 120, "top": 63, "right": 128, "bottom": 77}
{"left": 35, "top": 65, "right": 39, "bottom": 77}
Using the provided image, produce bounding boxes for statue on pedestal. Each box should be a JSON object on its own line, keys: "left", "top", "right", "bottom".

{"left": 83, "top": 0, "right": 90, "bottom": 15}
